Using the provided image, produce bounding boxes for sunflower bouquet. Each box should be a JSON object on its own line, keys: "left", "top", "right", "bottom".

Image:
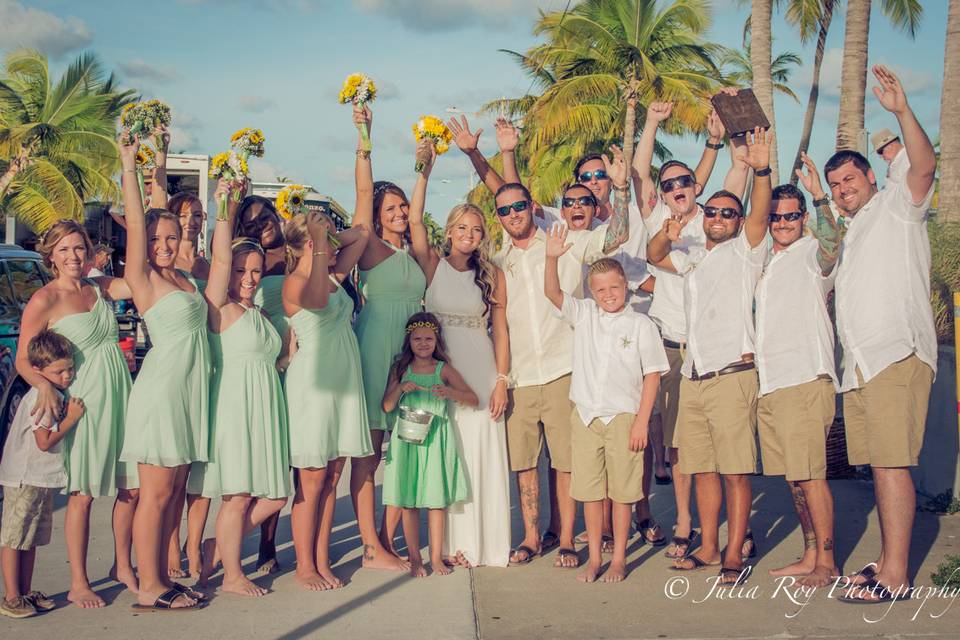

{"left": 275, "top": 184, "right": 340, "bottom": 248}
{"left": 208, "top": 151, "right": 248, "bottom": 220}
{"left": 134, "top": 145, "right": 157, "bottom": 204}
{"left": 120, "top": 100, "right": 172, "bottom": 151}
{"left": 412, "top": 115, "right": 452, "bottom": 173}
{"left": 231, "top": 127, "right": 265, "bottom": 161}
{"left": 339, "top": 73, "right": 377, "bottom": 151}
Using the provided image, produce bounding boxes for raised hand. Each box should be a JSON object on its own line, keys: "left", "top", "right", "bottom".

{"left": 494, "top": 117, "right": 520, "bottom": 153}
{"left": 706, "top": 109, "right": 725, "bottom": 141}
{"left": 662, "top": 217, "right": 681, "bottom": 243}
{"left": 306, "top": 211, "right": 332, "bottom": 247}
{"left": 118, "top": 130, "right": 139, "bottom": 169}
{"left": 415, "top": 138, "right": 437, "bottom": 175}
{"left": 448, "top": 115, "right": 482, "bottom": 153}
{"left": 646, "top": 101, "right": 673, "bottom": 125}
{"left": 739, "top": 126, "right": 773, "bottom": 171}
{"left": 872, "top": 64, "right": 908, "bottom": 115}
{"left": 545, "top": 222, "right": 571, "bottom": 258}
{"left": 213, "top": 179, "right": 231, "bottom": 206}
{"left": 602, "top": 144, "right": 628, "bottom": 188}
{"left": 152, "top": 125, "right": 171, "bottom": 154}
{"left": 795, "top": 151, "right": 826, "bottom": 199}
{"left": 353, "top": 104, "right": 373, "bottom": 134}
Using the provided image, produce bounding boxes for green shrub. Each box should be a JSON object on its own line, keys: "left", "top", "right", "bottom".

{"left": 931, "top": 554, "right": 960, "bottom": 588}
{"left": 929, "top": 219, "right": 960, "bottom": 344}
{"left": 924, "top": 490, "right": 960, "bottom": 514}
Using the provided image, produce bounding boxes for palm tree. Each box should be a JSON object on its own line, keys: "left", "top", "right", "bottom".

{"left": 835, "top": 0, "right": 923, "bottom": 152}
{"left": 786, "top": 0, "right": 838, "bottom": 185}
{"left": 491, "top": 0, "right": 722, "bottom": 203}
{"left": 750, "top": 0, "right": 781, "bottom": 182}
{"left": 719, "top": 33, "right": 801, "bottom": 101}
{"left": 939, "top": 0, "right": 960, "bottom": 224}
{"left": 0, "top": 49, "right": 134, "bottom": 232}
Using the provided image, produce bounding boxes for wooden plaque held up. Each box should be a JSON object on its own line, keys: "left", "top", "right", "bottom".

{"left": 710, "top": 89, "right": 770, "bottom": 137}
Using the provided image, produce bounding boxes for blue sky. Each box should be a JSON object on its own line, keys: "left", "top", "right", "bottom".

{"left": 0, "top": 0, "right": 948, "bottom": 220}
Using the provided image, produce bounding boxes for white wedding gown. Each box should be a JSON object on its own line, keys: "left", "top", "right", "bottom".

{"left": 426, "top": 259, "right": 511, "bottom": 567}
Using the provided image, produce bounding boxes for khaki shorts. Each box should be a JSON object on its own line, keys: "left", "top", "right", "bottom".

{"left": 659, "top": 345, "right": 684, "bottom": 448}
{"left": 676, "top": 369, "right": 759, "bottom": 475}
{"left": 758, "top": 377, "right": 836, "bottom": 481}
{"left": 506, "top": 375, "right": 573, "bottom": 472}
{"left": 1, "top": 485, "right": 56, "bottom": 550}
{"left": 843, "top": 355, "right": 933, "bottom": 468}
{"left": 571, "top": 412, "right": 645, "bottom": 503}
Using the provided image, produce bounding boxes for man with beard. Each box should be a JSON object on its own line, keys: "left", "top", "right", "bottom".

{"left": 755, "top": 154, "right": 841, "bottom": 588}
{"left": 492, "top": 146, "right": 630, "bottom": 569}
{"left": 647, "top": 127, "right": 772, "bottom": 585}
{"left": 827, "top": 65, "right": 936, "bottom": 604}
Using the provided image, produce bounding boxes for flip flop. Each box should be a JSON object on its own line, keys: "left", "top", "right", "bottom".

{"left": 719, "top": 565, "right": 750, "bottom": 587}
{"left": 741, "top": 531, "right": 757, "bottom": 560}
{"left": 837, "top": 577, "right": 912, "bottom": 604}
{"left": 171, "top": 582, "right": 207, "bottom": 601}
{"left": 846, "top": 563, "right": 877, "bottom": 585}
{"left": 509, "top": 545, "right": 538, "bottom": 565}
{"left": 655, "top": 473, "right": 672, "bottom": 485}
{"left": 554, "top": 548, "right": 579, "bottom": 569}
{"left": 669, "top": 554, "right": 719, "bottom": 572}
{"left": 635, "top": 518, "right": 667, "bottom": 546}
{"left": 573, "top": 532, "right": 615, "bottom": 553}
{"left": 131, "top": 588, "right": 207, "bottom": 612}
{"left": 665, "top": 529, "right": 699, "bottom": 559}
{"left": 540, "top": 531, "right": 560, "bottom": 553}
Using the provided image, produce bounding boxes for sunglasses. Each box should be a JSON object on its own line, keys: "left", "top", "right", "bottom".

{"left": 561, "top": 195, "right": 597, "bottom": 208}
{"left": 703, "top": 206, "right": 741, "bottom": 219}
{"left": 578, "top": 169, "right": 608, "bottom": 182}
{"left": 769, "top": 211, "right": 804, "bottom": 223}
{"left": 496, "top": 200, "right": 530, "bottom": 217}
{"left": 660, "top": 175, "right": 695, "bottom": 193}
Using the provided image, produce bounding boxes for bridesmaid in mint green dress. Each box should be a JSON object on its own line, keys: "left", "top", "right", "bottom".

{"left": 192, "top": 182, "right": 290, "bottom": 598}
{"left": 281, "top": 211, "right": 372, "bottom": 590}
{"left": 116, "top": 133, "right": 207, "bottom": 611}
{"left": 348, "top": 105, "right": 425, "bottom": 572}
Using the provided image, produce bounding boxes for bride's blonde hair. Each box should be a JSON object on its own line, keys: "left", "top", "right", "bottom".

{"left": 443, "top": 204, "right": 498, "bottom": 316}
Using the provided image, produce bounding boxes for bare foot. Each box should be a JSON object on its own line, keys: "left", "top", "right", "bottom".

{"left": 554, "top": 548, "right": 579, "bottom": 569}
{"left": 455, "top": 551, "right": 473, "bottom": 569}
{"left": 167, "top": 566, "right": 188, "bottom": 579}
{"left": 108, "top": 565, "right": 139, "bottom": 594}
{"left": 295, "top": 569, "right": 332, "bottom": 591}
{"left": 409, "top": 555, "right": 428, "bottom": 578}
{"left": 317, "top": 564, "right": 344, "bottom": 589}
{"left": 799, "top": 565, "right": 840, "bottom": 588}
{"left": 136, "top": 587, "right": 195, "bottom": 609}
{"left": 186, "top": 543, "right": 202, "bottom": 578}
{"left": 67, "top": 586, "right": 106, "bottom": 608}
{"left": 362, "top": 544, "right": 411, "bottom": 571}
{"left": 432, "top": 557, "right": 453, "bottom": 576}
{"left": 769, "top": 557, "right": 817, "bottom": 577}
{"left": 601, "top": 560, "right": 626, "bottom": 583}
{"left": 577, "top": 561, "right": 602, "bottom": 583}
{"left": 198, "top": 538, "right": 219, "bottom": 587}
{"left": 221, "top": 575, "right": 268, "bottom": 597}
{"left": 255, "top": 556, "right": 280, "bottom": 575}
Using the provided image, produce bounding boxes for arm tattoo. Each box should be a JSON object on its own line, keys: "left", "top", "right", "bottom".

{"left": 603, "top": 186, "right": 631, "bottom": 254}
{"left": 811, "top": 202, "right": 840, "bottom": 276}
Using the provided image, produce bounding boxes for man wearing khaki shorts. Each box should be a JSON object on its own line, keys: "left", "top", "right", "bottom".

{"left": 647, "top": 127, "right": 772, "bottom": 585}
{"left": 492, "top": 176, "right": 631, "bottom": 567}
{"left": 828, "top": 66, "right": 937, "bottom": 603}
{"left": 755, "top": 172, "right": 842, "bottom": 588}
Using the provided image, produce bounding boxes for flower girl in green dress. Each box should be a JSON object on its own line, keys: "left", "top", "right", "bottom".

{"left": 381, "top": 313, "right": 476, "bottom": 577}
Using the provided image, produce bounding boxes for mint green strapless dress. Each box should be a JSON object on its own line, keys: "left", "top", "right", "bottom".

{"left": 382, "top": 363, "right": 467, "bottom": 509}
{"left": 194, "top": 307, "right": 290, "bottom": 498}
{"left": 120, "top": 280, "right": 211, "bottom": 467}
{"left": 253, "top": 275, "right": 288, "bottom": 341}
{"left": 52, "top": 282, "right": 134, "bottom": 495}
{"left": 355, "top": 243, "right": 425, "bottom": 431}
{"left": 285, "top": 279, "right": 373, "bottom": 469}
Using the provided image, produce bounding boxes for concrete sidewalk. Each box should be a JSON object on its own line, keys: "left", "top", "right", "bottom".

{"left": 1, "top": 464, "right": 957, "bottom": 639}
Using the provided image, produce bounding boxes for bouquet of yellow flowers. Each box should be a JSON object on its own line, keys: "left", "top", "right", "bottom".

{"left": 275, "top": 184, "right": 340, "bottom": 248}
{"left": 339, "top": 73, "right": 377, "bottom": 151}
{"left": 208, "top": 151, "right": 248, "bottom": 220}
{"left": 412, "top": 115, "right": 451, "bottom": 173}
{"left": 120, "top": 100, "right": 172, "bottom": 151}
{"left": 231, "top": 127, "right": 265, "bottom": 161}
{"left": 134, "top": 145, "right": 156, "bottom": 204}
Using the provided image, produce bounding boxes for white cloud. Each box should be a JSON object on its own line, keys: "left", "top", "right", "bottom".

{"left": 354, "top": 0, "right": 539, "bottom": 32}
{"left": 249, "top": 157, "right": 284, "bottom": 182}
{"left": 804, "top": 48, "right": 938, "bottom": 101}
{"left": 0, "top": 0, "right": 93, "bottom": 58}
{"left": 168, "top": 125, "right": 196, "bottom": 152}
{"left": 238, "top": 95, "right": 277, "bottom": 113}
{"left": 118, "top": 58, "right": 177, "bottom": 83}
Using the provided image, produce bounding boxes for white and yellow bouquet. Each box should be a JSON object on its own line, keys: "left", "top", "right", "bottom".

{"left": 231, "top": 127, "right": 265, "bottom": 161}
{"left": 412, "top": 115, "right": 452, "bottom": 173}
{"left": 339, "top": 73, "right": 377, "bottom": 151}
{"left": 275, "top": 184, "right": 340, "bottom": 248}
{"left": 120, "top": 100, "right": 173, "bottom": 151}
{"left": 208, "top": 151, "right": 248, "bottom": 220}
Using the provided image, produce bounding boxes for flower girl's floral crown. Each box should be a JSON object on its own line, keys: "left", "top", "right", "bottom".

{"left": 405, "top": 320, "right": 438, "bottom": 334}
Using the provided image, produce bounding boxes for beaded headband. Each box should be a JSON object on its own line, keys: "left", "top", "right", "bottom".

{"left": 406, "top": 320, "right": 438, "bottom": 334}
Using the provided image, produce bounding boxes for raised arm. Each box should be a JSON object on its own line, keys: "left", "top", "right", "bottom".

{"left": 489, "top": 267, "right": 510, "bottom": 421}
{"left": 602, "top": 145, "right": 630, "bottom": 254}
{"left": 872, "top": 65, "right": 936, "bottom": 203}
{"left": 632, "top": 102, "right": 672, "bottom": 217}
{"left": 449, "top": 115, "right": 506, "bottom": 194}
{"left": 150, "top": 126, "right": 170, "bottom": 210}
{"left": 285, "top": 213, "right": 333, "bottom": 313}
{"left": 119, "top": 133, "right": 154, "bottom": 297}
{"left": 722, "top": 139, "right": 751, "bottom": 202}
{"left": 645, "top": 218, "right": 680, "bottom": 271}
{"left": 352, "top": 105, "right": 375, "bottom": 233}
{"left": 204, "top": 179, "right": 241, "bottom": 313}
{"left": 331, "top": 224, "right": 370, "bottom": 282}
{"left": 692, "top": 109, "right": 726, "bottom": 188}
{"left": 407, "top": 139, "right": 441, "bottom": 281}
{"left": 741, "top": 127, "right": 774, "bottom": 248}
{"left": 795, "top": 152, "right": 840, "bottom": 276}
{"left": 544, "top": 223, "right": 571, "bottom": 310}
{"left": 494, "top": 117, "right": 521, "bottom": 184}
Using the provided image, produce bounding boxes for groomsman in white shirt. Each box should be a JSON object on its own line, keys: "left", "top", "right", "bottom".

{"left": 646, "top": 127, "right": 773, "bottom": 585}
{"left": 827, "top": 65, "right": 937, "bottom": 604}
{"left": 754, "top": 154, "right": 841, "bottom": 588}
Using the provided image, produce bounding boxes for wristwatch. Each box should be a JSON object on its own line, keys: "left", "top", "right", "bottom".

{"left": 705, "top": 141, "right": 724, "bottom": 150}
{"left": 755, "top": 166, "right": 772, "bottom": 177}
{"left": 812, "top": 195, "right": 830, "bottom": 207}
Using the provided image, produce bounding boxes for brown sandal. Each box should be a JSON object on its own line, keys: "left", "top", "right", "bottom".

{"left": 665, "top": 529, "right": 699, "bottom": 559}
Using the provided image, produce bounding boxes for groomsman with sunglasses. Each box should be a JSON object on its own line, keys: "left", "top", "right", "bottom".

{"left": 646, "top": 127, "right": 772, "bottom": 586}
{"left": 754, "top": 154, "right": 841, "bottom": 588}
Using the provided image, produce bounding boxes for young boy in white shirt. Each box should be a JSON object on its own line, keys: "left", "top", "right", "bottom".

{"left": 0, "top": 330, "right": 85, "bottom": 619}
{"left": 544, "top": 224, "right": 668, "bottom": 583}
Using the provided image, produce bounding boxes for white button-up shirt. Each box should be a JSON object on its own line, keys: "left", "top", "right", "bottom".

{"left": 755, "top": 235, "right": 838, "bottom": 396}
{"left": 0, "top": 388, "right": 66, "bottom": 489}
{"left": 494, "top": 225, "right": 606, "bottom": 388}
{"left": 835, "top": 179, "right": 936, "bottom": 391}
{"left": 561, "top": 293, "right": 670, "bottom": 424}
{"left": 886, "top": 147, "right": 908, "bottom": 185}
{"left": 670, "top": 232, "right": 767, "bottom": 378}
{"left": 644, "top": 200, "right": 707, "bottom": 342}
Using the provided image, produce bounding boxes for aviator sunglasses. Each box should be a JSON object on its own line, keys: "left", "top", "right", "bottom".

{"left": 496, "top": 200, "right": 530, "bottom": 217}
{"left": 703, "top": 206, "right": 742, "bottom": 219}
{"left": 578, "top": 169, "right": 608, "bottom": 182}
{"left": 660, "top": 175, "right": 695, "bottom": 193}
{"left": 562, "top": 195, "right": 597, "bottom": 208}
{"left": 769, "top": 211, "right": 804, "bottom": 223}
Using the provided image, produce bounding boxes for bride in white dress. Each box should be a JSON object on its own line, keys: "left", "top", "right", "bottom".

{"left": 408, "top": 165, "right": 511, "bottom": 567}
